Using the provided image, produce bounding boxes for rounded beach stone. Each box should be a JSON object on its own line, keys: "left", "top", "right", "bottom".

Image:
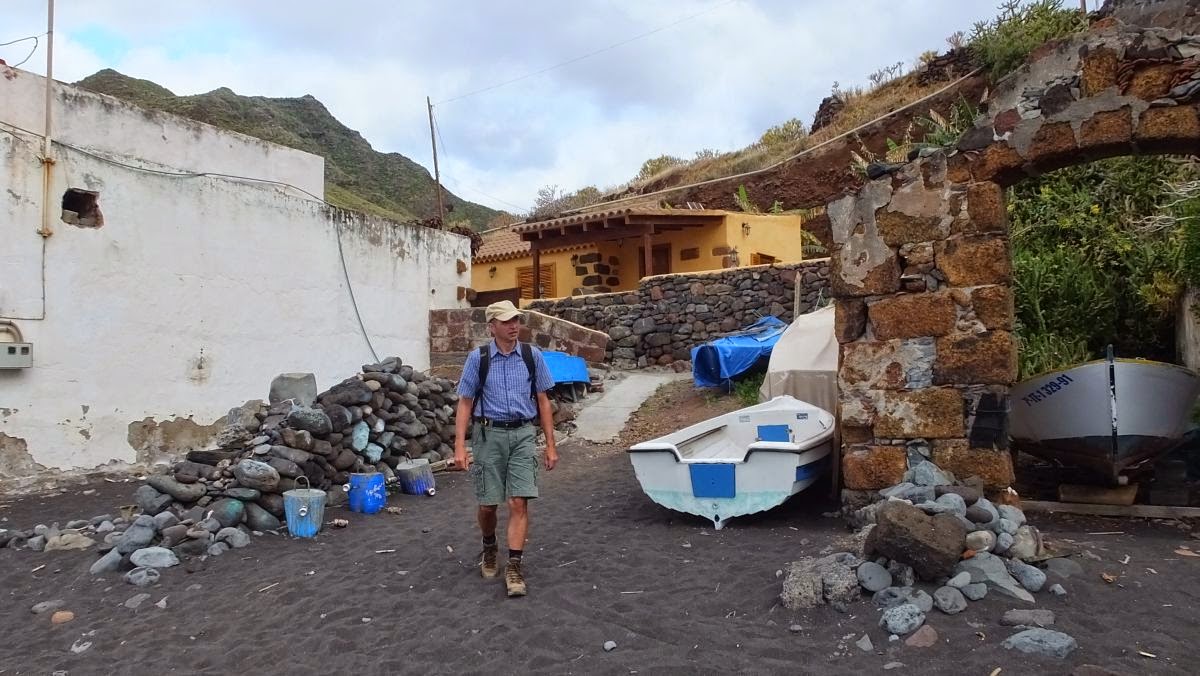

{"left": 933, "top": 586, "right": 967, "bottom": 614}
{"left": 129, "top": 546, "right": 180, "bottom": 569}
{"left": 879, "top": 603, "right": 925, "bottom": 635}
{"left": 947, "top": 571, "right": 972, "bottom": 589}
{"left": 966, "top": 530, "right": 997, "bottom": 553}
{"left": 124, "top": 567, "right": 161, "bottom": 587}
{"left": 962, "top": 582, "right": 988, "bottom": 601}
{"left": 856, "top": 561, "right": 893, "bottom": 592}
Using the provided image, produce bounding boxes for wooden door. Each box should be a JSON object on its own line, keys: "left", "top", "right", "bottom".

{"left": 638, "top": 244, "right": 671, "bottom": 278}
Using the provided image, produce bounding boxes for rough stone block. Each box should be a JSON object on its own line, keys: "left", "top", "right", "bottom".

{"left": 876, "top": 388, "right": 964, "bottom": 439}
{"left": 945, "top": 153, "right": 973, "bottom": 184}
{"left": 842, "top": 445, "right": 908, "bottom": 490}
{"left": 934, "top": 331, "right": 1018, "bottom": 385}
{"left": 966, "top": 182, "right": 1006, "bottom": 234}
{"left": 831, "top": 242, "right": 901, "bottom": 298}
{"left": 1126, "top": 63, "right": 1177, "bottom": 99}
{"left": 578, "top": 252, "right": 601, "bottom": 264}
{"left": 1135, "top": 106, "right": 1200, "bottom": 150}
{"left": 931, "top": 440, "right": 1015, "bottom": 490}
{"left": 841, "top": 425, "right": 872, "bottom": 445}
{"left": 971, "top": 286, "right": 1014, "bottom": 330}
{"left": 1078, "top": 107, "right": 1132, "bottom": 154}
{"left": 711, "top": 246, "right": 732, "bottom": 256}
{"left": 869, "top": 292, "right": 957, "bottom": 340}
{"left": 877, "top": 211, "right": 946, "bottom": 247}
{"left": 839, "top": 389, "right": 880, "bottom": 427}
{"left": 841, "top": 339, "right": 935, "bottom": 391}
{"left": 1024, "top": 121, "right": 1078, "bottom": 169}
{"left": 834, "top": 298, "right": 867, "bottom": 343}
{"left": 681, "top": 247, "right": 700, "bottom": 261}
{"left": 1080, "top": 46, "right": 1119, "bottom": 97}
{"left": 936, "top": 237, "right": 1011, "bottom": 287}
{"left": 269, "top": 373, "right": 317, "bottom": 406}
{"left": 870, "top": 501, "right": 968, "bottom": 581}
{"left": 971, "top": 143, "right": 1025, "bottom": 184}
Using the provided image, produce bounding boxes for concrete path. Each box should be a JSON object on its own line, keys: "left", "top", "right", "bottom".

{"left": 573, "top": 371, "right": 690, "bottom": 444}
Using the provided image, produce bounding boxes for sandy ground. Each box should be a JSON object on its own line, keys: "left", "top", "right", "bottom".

{"left": 3, "top": 383, "right": 1200, "bottom": 675}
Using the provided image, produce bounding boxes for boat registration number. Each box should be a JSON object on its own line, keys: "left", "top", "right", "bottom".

{"left": 1020, "top": 374, "right": 1075, "bottom": 407}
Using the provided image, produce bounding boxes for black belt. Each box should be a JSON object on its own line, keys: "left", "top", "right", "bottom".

{"left": 475, "top": 418, "right": 531, "bottom": 429}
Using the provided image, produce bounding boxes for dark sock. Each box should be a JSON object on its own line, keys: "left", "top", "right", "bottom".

{"left": 508, "top": 549, "right": 523, "bottom": 560}
{"left": 482, "top": 534, "right": 497, "bottom": 548}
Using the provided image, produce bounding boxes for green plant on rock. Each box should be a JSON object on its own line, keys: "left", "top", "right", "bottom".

{"left": 734, "top": 185, "right": 760, "bottom": 214}
{"left": 969, "top": 0, "right": 1087, "bottom": 80}
{"left": 734, "top": 373, "right": 765, "bottom": 407}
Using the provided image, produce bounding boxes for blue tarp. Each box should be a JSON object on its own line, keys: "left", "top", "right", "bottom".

{"left": 690, "top": 316, "right": 788, "bottom": 388}
{"left": 541, "top": 350, "right": 591, "bottom": 385}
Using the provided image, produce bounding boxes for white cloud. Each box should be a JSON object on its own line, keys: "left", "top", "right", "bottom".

{"left": 2, "top": 0, "right": 1000, "bottom": 213}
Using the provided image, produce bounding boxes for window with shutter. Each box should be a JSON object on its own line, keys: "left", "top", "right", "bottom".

{"left": 517, "top": 264, "right": 556, "bottom": 299}
{"left": 751, "top": 252, "right": 777, "bottom": 265}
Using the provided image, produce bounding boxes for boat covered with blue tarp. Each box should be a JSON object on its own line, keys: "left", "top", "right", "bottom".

{"left": 690, "top": 316, "right": 788, "bottom": 388}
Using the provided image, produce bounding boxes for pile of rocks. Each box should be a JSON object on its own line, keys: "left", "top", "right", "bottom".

{"left": 135, "top": 356, "right": 458, "bottom": 521}
{"left": 2, "top": 355, "right": 461, "bottom": 580}
{"left": 781, "top": 459, "right": 1079, "bottom": 659}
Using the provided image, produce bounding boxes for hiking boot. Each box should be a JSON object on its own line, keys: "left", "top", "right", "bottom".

{"left": 480, "top": 545, "right": 499, "bottom": 579}
{"left": 505, "top": 558, "right": 527, "bottom": 597}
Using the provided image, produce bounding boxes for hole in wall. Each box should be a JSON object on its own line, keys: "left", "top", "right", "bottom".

{"left": 61, "top": 189, "right": 104, "bottom": 228}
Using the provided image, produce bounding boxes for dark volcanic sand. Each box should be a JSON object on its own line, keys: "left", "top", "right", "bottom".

{"left": 3, "top": 388, "right": 1200, "bottom": 675}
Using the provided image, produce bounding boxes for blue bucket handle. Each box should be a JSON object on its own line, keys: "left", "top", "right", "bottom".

{"left": 294, "top": 476, "right": 313, "bottom": 517}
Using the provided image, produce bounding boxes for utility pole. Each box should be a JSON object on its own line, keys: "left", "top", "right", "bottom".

{"left": 1080, "top": 0, "right": 1087, "bottom": 14}
{"left": 38, "top": 0, "right": 55, "bottom": 239}
{"left": 426, "top": 96, "right": 445, "bottom": 228}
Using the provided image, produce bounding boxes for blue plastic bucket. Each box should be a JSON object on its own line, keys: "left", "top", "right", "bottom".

{"left": 347, "top": 472, "right": 387, "bottom": 514}
{"left": 283, "top": 477, "right": 326, "bottom": 538}
{"left": 397, "top": 460, "right": 437, "bottom": 496}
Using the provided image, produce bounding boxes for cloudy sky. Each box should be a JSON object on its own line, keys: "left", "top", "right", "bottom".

{"left": 2, "top": 1, "right": 1000, "bottom": 213}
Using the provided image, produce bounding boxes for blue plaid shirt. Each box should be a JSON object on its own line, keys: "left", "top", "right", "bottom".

{"left": 457, "top": 341, "right": 555, "bottom": 421}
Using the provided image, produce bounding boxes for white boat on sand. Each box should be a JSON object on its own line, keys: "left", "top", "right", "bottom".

{"left": 1010, "top": 348, "right": 1200, "bottom": 481}
{"left": 627, "top": 395, "right": 834, "bottom": 529}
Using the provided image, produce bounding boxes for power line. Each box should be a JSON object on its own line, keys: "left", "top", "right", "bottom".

{"left": 431, "top": 112, "right": 530, "bottom": 213}
{"left": 435, "top": 0, "right": 737, "bottom": 105}
{"left": 1, "top": 35, "right": 40, "bottom": 68}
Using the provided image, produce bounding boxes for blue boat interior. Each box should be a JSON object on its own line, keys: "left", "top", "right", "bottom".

{"left": 756, "top": 424, "right": 791, "bottom": 442}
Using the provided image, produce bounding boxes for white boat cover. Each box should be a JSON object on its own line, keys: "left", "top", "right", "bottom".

{"left": 758, "top": 305, "right": 838, "bottom": 412}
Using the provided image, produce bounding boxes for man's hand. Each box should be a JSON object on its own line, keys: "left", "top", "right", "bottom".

{"left": 454, "top": 444, "right": 470, "bottom": 472}
{"left": 545, "top": 445, "right": 558, "bottom": 471}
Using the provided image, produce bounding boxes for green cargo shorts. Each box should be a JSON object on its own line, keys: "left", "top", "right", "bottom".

{"left": 469, "top": 424, "right": 539, "bottom": 505}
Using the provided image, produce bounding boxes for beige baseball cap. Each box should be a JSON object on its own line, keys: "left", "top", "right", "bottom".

{"left": 485, "top": 300, "right": 524, "bottom": 322}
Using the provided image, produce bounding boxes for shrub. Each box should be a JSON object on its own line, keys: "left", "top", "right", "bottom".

{"left": 969, "top": 0, "right": 1087, "bottom": 80}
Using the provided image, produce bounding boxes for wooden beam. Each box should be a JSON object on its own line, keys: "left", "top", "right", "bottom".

{"left": 1022, "top": 500, "right": 1200, "bottom": 519}
{"left": 531, "top": 243, "right": 542, "bottom": 300}
{"left": 625, "top": 216, "right": 723, "bottom": 227}
{"left": 642, "top": 227, "right": 653, "bottom": 278}
{"left": 519, "top": 222, "right": 660, "bottom": 248}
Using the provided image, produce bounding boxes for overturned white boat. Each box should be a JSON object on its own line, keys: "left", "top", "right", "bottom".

{"left": 627, "top": 395, "right": 834, "bottom": 529}
{"left": 1010, "top": 348, "right": 1200, "bottom": 481}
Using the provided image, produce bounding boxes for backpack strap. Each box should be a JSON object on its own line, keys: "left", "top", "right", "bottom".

{"left": 520, "top": 342, "right": 537, "bottom": 402}
{"left": 473, "top": 344, "right": 490, "bottom": 418}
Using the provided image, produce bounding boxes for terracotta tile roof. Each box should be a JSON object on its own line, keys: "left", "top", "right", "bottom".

{"left": 474, "top": 226, "right": 529, "bottom": 263}
{"left": 512, "top": 206, "right": 729, "bottom": 234}
{"left": 473, "top": 226, "right": 593, "bottom": 263}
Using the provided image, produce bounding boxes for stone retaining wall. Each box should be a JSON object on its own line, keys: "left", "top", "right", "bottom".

{"left": 428, "top": 308, "right": 609, "bottom": 380}
{"left": 528, "top": 260, "right": 830, "bottom": 369}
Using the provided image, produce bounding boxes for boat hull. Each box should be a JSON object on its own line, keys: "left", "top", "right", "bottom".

{"left": 1011, "top": 358, "right": 1200, "bottom": 479}
{"left": 627, "top": 396, "right": 835, "bottom": 528}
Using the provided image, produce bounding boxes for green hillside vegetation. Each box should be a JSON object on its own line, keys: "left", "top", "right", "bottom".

{"left": 75, "top": 69, "right": 499, "bottom": 229}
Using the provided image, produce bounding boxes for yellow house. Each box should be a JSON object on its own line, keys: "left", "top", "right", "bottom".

{"left": 472, "top": 207, "right": 809, "bottom": 303}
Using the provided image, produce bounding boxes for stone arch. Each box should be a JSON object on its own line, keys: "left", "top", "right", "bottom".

{"left": 829, "top": 21, "right": 1200, "bottom": 497}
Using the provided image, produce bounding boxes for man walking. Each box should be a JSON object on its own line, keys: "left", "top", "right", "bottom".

{"left": 454, "top": 300, "right": 558, "bottom": 597}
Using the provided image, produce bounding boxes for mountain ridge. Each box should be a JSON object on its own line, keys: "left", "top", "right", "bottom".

{"left": 74, "top": 69, "right": 500, "bottom": 229}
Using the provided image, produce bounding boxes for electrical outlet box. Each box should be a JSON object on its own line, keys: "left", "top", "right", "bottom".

{"left": 0, "top": 343, "right": 32, "bottom": 368}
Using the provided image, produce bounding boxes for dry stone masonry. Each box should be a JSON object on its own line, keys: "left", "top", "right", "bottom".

{"left": 529, "top": 260, "right": 830, "bottom": 369}
{"left": 829, "top": 20, "right": 1200, "bottom": 498}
